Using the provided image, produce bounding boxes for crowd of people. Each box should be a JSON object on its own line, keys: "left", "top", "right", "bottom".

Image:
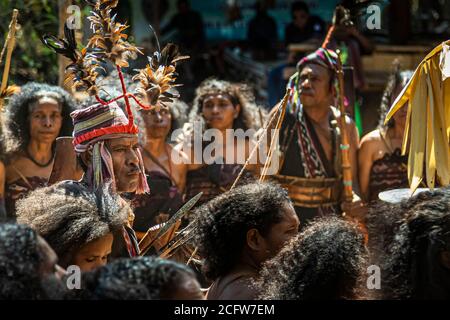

{"left": 0, "top": 1, "right": 449, "bottom": 301}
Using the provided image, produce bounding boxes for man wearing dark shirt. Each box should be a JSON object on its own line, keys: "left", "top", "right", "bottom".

{"left": 285, "top": 1, "right": 325, "bottom": 46}
{"left": 247, "top": 1, "right": 278, "bottom": 60}
{"left": 162, "top": 0, "right": 205, "bottom": 52}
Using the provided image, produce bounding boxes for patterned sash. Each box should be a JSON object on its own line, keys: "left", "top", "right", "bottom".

{"left": 284, "top": 76, "right": 342, "bottom": 214}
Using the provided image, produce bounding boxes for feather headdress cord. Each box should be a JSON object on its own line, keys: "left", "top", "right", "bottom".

{"left": 321, "top": 5, "right": 353, "bottom": 49}
{"left": 385, "top": 40, "right": 450, "bottom": 192}
{"left": 0, "top": 9, "right": 20, "bottom": 111}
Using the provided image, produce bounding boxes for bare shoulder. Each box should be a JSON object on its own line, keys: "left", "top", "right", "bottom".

{"left": 4, "top": 154, "right": 24, "bottom": 181}
{"left": 209, "top": 275, "right": 258, "bottom": 300}
{"left": 5, "top": 154, "right": 29, "bottom": 169}
{"left": 360, "top": 129, "right": 383, "bottom": 146}
{"left": 359, "top": 130, "right": 387, "bottom": 162}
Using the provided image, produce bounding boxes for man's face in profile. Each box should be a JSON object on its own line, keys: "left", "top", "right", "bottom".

{"left": 107, "top": 136, "right": 141, "bottom": 193}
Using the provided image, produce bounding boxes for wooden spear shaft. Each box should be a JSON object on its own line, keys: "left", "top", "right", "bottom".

{"left": 336, "top": 50, "right": 353, "bottom": 205}
{"left": 259, "top": 91, "right": 288, "bottom": 182}
{"left": 0, "top": 9, "right": 19, "bottom": 98}
{"left": 336, "top": 59, "right": 367, "bottom": 237}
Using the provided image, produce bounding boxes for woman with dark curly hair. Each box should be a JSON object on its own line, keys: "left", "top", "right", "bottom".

{"left": 16, "top": 181, "right": 129, "bottom": 272}
{"left": 257, "top": 216, "right": 368, "bottom": 300}
{"left": 2, "top": 82, "right": 76, "bottom": 218}
{"left": 182, "top": 78, "right": 265, "bottom": 206}
{"left": 358, "top": 64, "right": 413, "bottom": 202}
{"left": 367, "top": 188, "right": 450, "bottom": 299}
{"left": 0, "top": 223, "right": 66, "bottom": 299}
{"left": 193, "top": 181, "right": 299, "bottom": 300}
{"left": 130, "top": 98, "right": 188, "bottom": 239}
{"left": 70, "top": 256, "right": 204, "bottom": 300}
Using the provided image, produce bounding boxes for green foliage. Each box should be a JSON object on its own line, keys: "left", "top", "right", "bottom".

{"left": 0, "top": 0, "right": 84, "bottom": 85}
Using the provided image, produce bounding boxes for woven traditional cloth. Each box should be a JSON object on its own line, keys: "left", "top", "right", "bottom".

{"left": 285, "top": 47, "right": 340, "bottom": 179}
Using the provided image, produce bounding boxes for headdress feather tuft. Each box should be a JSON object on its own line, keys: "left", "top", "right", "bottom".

{"left": 133, "top": 36, "right": 189, "bottom": 109}
{"left": 42, "top": 24, "right": 103, "bottom": 96}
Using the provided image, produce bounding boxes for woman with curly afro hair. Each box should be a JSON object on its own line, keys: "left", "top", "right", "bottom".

{"left": 16, "top": 181, "right": 129, "bottom": 272}
{"left": 181, "top": 78, "right": 266, "bottom": 207}
{"left": 193, "top": 181, "right": 299, "bottom": 300}
{"left": 257, "top": 216, "right": 368, "bottom": 300}
{"left": 358, "top": 63, "right": 413, "bottom": 202}
{"left": 367, "top": 188, "right": 450, "bottom": 299}
{"left": 69, "top": 256, "right": 204, "bottom": 300}
{"left": 0, "top": 223, "right": 66, "bottom": 299}
{"left": 1, "top": 82, "right": 76, "bottom": 218}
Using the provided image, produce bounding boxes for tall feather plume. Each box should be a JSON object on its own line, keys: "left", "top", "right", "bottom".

{"left": 42, "top": 24, "right": 102, "bottom": 95}
{"left": 332, "top": 5, "right": 353, "bottom": 27}
{"left": 86, "top": 0, "right": 142, "bottom": 68}
{"left": 133, "top": 27, "right": 189, "bottom": 109}
{"left": 322, "top": 5, "right": 353, "bottom": 48}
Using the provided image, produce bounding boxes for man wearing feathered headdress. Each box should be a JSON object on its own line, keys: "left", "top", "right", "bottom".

{"left": 71, "top": 97, "right": 152, "bottom": 257}
{"left": 270, "top": 7, "right": 362, "bottom": 226}
{"left": 71, "top": 101, "right": 148, "bottom": 195}
{"left": 43, "top": 0, "right": 187, "bottom": 257}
